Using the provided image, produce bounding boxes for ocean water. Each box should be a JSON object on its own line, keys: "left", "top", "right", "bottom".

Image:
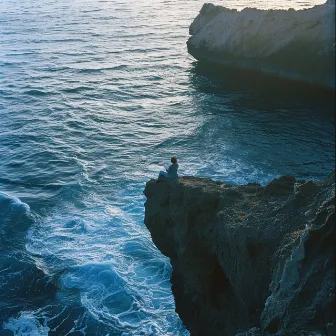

{"left": 0, "top": 0, "right": 334, "bottom": 335}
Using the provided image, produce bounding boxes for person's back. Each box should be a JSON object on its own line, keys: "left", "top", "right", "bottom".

{"left": 167, "top": 162, "right": 178, "bottom": 178}
{"left": 158, "top": 156, "right": 179, "bottom": 180}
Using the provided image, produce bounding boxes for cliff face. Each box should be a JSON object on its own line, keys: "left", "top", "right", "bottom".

{"left": 187, "top": 2, "right": 335, "bottom": 88}
{"left": 144, "top": 174, "right": 335, "bottom": 335}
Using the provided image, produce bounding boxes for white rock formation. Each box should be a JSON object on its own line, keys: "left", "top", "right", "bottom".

{"left": 187, "top": 1, "right": 335, "bottom": 88}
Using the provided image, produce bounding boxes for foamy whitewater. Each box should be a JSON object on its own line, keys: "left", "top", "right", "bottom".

{"left": 0, "top": 0, "right": 334, "bottom": 335}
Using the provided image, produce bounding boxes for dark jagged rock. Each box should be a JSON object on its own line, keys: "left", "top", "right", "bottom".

{"left": 143, "top": 174, "right": 335, "bottom": 336}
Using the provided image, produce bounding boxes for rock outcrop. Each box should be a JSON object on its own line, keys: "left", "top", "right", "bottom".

{"left": 187, "top": 2, "right": 335, "bottom": 88}
{"left": 144, "top": 173, "right": 335, "bottom": 335}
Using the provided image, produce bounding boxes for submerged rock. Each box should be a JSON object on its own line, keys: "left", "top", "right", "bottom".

{"left": 144, "top": 174, "right": 335, "bottom": 335}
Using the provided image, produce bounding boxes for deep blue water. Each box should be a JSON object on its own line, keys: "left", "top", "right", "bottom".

{"left": 0, "top": 0, "right": 335, "bottom": 335}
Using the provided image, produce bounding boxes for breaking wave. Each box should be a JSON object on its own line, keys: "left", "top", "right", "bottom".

{"left": 0, "top": 0, "right": 334, "bottom": 334}
{"left": 187, "top": 0, "right": 335, "bottom": 88}
{"left": 0, "top": 193, "right": 57, "bottom": 334}
{"left": 0, "top": 193, "right": 188, "bottom": 335}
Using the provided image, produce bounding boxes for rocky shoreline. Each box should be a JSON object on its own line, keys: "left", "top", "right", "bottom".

{"left": 144, "top": 174, "right": 335, "bottom": 335}
{"left": 187, "top": 1, "right": 335, "bottom": 89}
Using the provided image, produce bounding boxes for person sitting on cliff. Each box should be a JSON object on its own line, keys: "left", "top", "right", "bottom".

{"left": 158, "top": 156, "right": 179, "bottom": 180}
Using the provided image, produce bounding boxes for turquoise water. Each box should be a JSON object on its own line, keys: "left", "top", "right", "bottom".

{"left": 0, "top": 0, "right": 334, "bottom": 334}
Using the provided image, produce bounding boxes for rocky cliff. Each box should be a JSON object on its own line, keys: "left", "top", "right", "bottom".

{"left": 187, "top": 1, "right": 335, "bottom": 88}
{"left": 144, "top": 174, "right": 335, "bottom": 335}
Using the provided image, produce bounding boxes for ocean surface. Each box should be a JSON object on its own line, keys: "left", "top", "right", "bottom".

{"left": 0, "top": 0, "right": 334, "bottom": 335}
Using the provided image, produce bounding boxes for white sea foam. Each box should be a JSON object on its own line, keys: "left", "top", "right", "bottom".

{"left": 188, "top": 1, "right": 335, "bottom": 87}
{"left": 1, "top": 0, "right": 334, "bottom": 334}
{"left": 26, "top": 203, "right": 188, "bottom": 335}
{"left": 3, "top": 311, "right": 50, "bottom": 336}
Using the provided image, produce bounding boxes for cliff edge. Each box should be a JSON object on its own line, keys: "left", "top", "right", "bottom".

{"left": 187, "top": 1, "right": 335, "bottom": 88}
{"left": 144, "top": 174, "right": 335, "bottom": 335}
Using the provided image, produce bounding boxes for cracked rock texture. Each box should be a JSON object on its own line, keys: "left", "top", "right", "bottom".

{"left": 144, "top": 173, "right": 335, "bottom": 336}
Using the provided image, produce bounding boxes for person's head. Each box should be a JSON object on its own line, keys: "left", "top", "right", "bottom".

{"left": 171, "top": 156, "right": 177, "bottom": 164}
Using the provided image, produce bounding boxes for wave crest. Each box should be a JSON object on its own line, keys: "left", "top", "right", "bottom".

{"left": 0, "top": 192, "right": 32, "bottom": 238}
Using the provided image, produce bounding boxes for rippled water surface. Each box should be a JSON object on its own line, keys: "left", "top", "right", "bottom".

{"left": 0, "top": 0, "right": 334, "bottom": 334}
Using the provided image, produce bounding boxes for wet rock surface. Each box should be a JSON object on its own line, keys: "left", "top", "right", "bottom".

{"left": 144, "top": 174, "right": 335, "bottom": 336}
